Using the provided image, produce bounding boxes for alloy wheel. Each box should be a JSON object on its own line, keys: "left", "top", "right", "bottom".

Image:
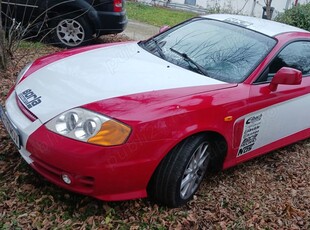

{"left": 180, "top": 141, "right": 210, "bottom": 199}
{"left": 56, "top": 19, "right": 85, "bottom": 47}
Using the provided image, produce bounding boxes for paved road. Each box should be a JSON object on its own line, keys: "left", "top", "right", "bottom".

{"left": 121, "top": 19, "right": 160, "bottom": 41}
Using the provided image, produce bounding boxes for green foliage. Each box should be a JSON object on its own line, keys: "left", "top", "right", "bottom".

{"left": 126, "top": 1, "right": 197, "bottom": 27}
{"left": 18, "top": 41, "right": 47, "bottom": 49}
{"left": 275, "top": 3, "right": 310, "bottom": 31}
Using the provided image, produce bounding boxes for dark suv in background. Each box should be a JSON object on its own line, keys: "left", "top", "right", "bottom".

{"left": 1, "top": 0, "right": 127, "bottom": 48}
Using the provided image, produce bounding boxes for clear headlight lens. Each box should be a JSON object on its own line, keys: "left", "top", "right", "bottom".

{"left": 55, "top": 111, "right": 79, "bottom": 134}
{"left": 16, "top": 62, "right": 33, "bottom": 84}
{"left": 46, "top": 108, "right": 131, "bottom": 146}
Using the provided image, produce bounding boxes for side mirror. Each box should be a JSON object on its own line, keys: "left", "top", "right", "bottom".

{"left": 269, "top": 67, "right": 302, "bottom": 92}
{"left": 159, "top": 25, "right": 170, "bottom": 33}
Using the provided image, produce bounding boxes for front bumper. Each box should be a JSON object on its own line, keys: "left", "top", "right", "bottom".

{"left": 1, "top": 90, "right": 171, "bottom": 201}
{"left": 26, "top": 124, "right": 168, "bottom": 200}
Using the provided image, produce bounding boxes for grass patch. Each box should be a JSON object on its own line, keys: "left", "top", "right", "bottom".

{"left": 126, "top": 1, "right": 198, "bottom": 27}
{"left": 18, "top": 41, "right": 47, "bottom": 50}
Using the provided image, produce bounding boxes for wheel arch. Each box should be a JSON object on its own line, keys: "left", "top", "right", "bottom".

{"left": 148, "top": 130, "right": 228, "bottom": 187}
{"left": 146, "top": 130, "right": 228, "bottom": 206}
{"left": 177, "top": 130, "right": 228, "bottom": 172}
{"left": 45, "top": 0, "right": 99, "bottom": 33}
{"left": 202, "top": 131, "right": 228, "bottom": 172}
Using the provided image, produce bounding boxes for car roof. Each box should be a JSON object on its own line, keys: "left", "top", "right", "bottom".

{"left": 203, "top": 14, "right": 308, "bottom": 37}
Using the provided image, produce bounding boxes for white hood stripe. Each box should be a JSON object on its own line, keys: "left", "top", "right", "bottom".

{"left": 16, "top": 43, "right": 226, "bottom": 123}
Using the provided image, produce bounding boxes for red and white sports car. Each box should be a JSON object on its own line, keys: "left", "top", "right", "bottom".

{"left": 1, "top": 14, "right": 310, "bottom": 207}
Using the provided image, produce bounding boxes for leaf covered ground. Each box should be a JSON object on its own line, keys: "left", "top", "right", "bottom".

{"left": 0, "top": 36, "right": 310, "bottom": 229}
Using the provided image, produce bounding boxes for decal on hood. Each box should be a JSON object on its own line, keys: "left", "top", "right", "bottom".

{"left": 15, "top": 43, "right": 230, "bottom": 123}
{"left": 18, "top": 89, "right": 42, "bottom": 109}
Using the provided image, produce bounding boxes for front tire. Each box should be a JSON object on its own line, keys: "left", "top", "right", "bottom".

{"left": 50, "top": 15, "right": 93, "bottom": 48}
{"left": 148, "top": 134, "right": 212, "bottom": 207}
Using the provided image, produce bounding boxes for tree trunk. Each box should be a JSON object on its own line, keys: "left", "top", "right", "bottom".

{"left": 265, "top": 0, "right": 273, "bottom": 20}
{"left": 0, "top": 0, "right": 8, "bottom": 70}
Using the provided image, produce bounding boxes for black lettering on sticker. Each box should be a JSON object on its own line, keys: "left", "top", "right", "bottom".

{"left": 246, "top": 114, "right": 262, "bottom": 125}
{"left": 18, "top": 89, "right": 42, "bottom": 109}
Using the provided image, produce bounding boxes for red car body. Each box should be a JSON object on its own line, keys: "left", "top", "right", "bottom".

{"left": 1, "top": 14, "right": 310, "bottom": 206}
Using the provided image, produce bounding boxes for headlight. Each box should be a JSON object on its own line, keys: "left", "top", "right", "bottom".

{"left": 45, "top": 108, "right": 131, "bottom": 146}
{"left": 16, "top": 62, "right": 33, "bottom": 84}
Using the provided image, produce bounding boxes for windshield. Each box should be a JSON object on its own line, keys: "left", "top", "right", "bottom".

{"left": 140, "top": 18, "right": 276, "bottom": 83}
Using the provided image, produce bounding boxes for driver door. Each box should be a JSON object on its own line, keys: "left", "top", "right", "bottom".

{"left": 236, "top": 40, "right": 310, "bottom": 160}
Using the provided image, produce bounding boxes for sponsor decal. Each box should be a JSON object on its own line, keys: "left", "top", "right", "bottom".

{"left": 18, "top": 89, "right": 42, "bottom": 109}
{"left": 224, "top": 18, "right": 253, "bottom": 27}
{"left": 246, "top": 114, "right": 262, "bottom": 125}
{"left": 238, "top": 113, "right": 263, "bottom": 157}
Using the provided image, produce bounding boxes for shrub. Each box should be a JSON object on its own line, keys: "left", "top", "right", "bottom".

{"left": 275, "top": 3, "right": 310, "bottom": 31}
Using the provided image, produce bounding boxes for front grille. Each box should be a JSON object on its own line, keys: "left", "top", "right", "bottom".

{"left": 16, "top": 96, "right": 37, "bottom": 122}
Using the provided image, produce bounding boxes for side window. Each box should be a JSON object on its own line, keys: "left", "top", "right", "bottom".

{"left": 268, "top": 41, "right": 310, "bottom": 77}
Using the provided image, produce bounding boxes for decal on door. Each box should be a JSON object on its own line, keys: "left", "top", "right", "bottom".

{"left": 238, "top": 113, "right": 263, "bottom": 156}
{"left": 236, "top": 93, "right": 310, "bottom": 158}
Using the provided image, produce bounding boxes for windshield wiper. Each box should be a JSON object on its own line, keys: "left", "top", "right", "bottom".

{"left": 170, "top": 48, "right": 208, "bottom": 76}
{"left": 151, "top": 38, "right": 166, "bottom": 59}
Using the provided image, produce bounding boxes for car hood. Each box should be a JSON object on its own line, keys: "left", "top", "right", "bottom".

{"left": 15, "top": 43, "right": 233, "bottom": 123}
